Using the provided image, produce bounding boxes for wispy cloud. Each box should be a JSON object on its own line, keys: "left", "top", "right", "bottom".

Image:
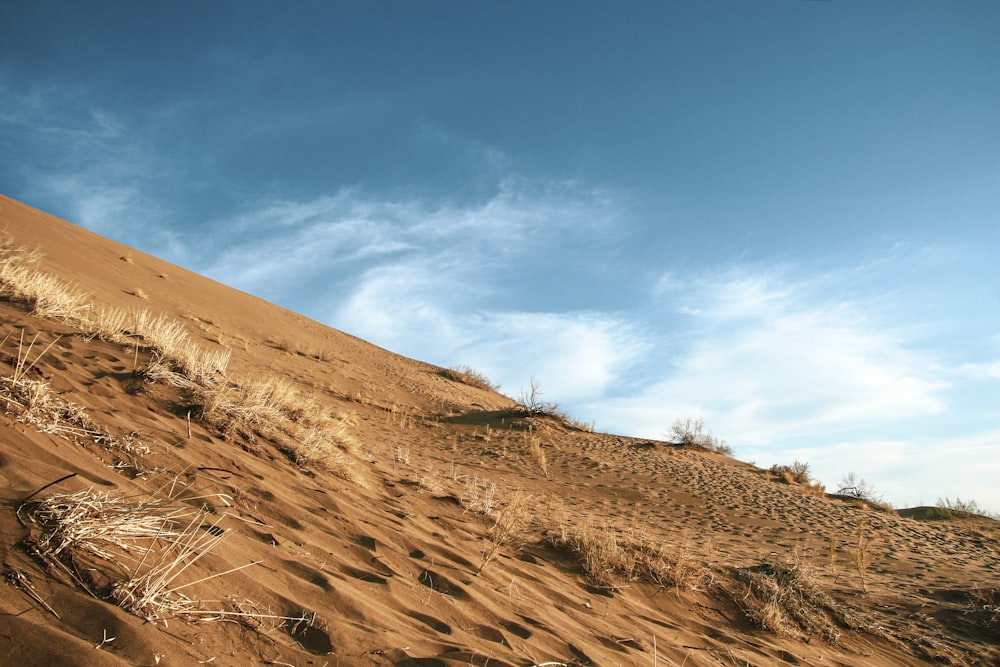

{"left": 603, "top": 268, "right": 950, "bottom": 442}
{"left": 0, "top": 74, "right": 186, "bottom": 255}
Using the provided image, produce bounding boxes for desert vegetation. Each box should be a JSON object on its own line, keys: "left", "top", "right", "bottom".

{"left": 769, "top": 460, "right": 826, "bottom": 495}
{"left": 0, "top": 232, "right": 359, "bottom": 483}
{"left": 0, "top": 330, "right": 149, "bottom": 462}
{"left": 550, "top": 524, "right": 711, "bottom": 592}
{"left": 669, "top": 417, "right": 734, "bottom": 456}
{"left": 733, "top": 555, "right": 860, "bottom": 642}
{"left": 936, "top": 497, "right": 1000, "bottom": 520}
{"left": 440, "top": 364, "right": 498, "bottom": 391}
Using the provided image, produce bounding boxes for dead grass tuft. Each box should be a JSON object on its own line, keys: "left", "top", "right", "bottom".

{"left": 769, "top": 461, "right": 826, "bottom": 496}
{"left": 195, "top": 374, "right": 362, "bottom": 483}
{"left": 0, "top": 236, "right": 92, "bottom": 323}
{"left": 732, "top": 556, "right": 859, "bottom": 642}
{"left": 968, "top": 586, "right": 1000, "bottom": 628}
{"left": 475, "top": 488, "right": 531, "bottom": 575}
{"left": 20, "top": 485, "right": 276, "bottom": 625}
{"left": 551, "top": 524, "right": 712, "bottom": 591}
{"left": 441, "top": 365, "right": 499, "bottom": 391}
{"left": 0, "top": 330, "right": 149, "bottom": 460}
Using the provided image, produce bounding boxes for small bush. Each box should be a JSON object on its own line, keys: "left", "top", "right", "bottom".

{"left": 936, "top": 497, "right": 1000, "bottom": 520}
{"left": 769, "top": 461, "right": 825, "bottom": 495}
{"left": 669, "top": 418, "right": 733, "bottom": 456}
{"left": 515, "top": 377, "right": 560, "bottom": 416}
{"left": 836, "top": 473, "right": 886, "bottom": 508}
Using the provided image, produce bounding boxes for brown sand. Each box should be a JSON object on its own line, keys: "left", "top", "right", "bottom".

{"left": 0, "top": 193, "right": 997, "bottom": 666}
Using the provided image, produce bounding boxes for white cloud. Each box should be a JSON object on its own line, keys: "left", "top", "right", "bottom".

{"left": 957, "top": 361, "right": 1000, "bottom": 381}
{"left": 599, "top": 270, "right": 949, "bottom": 444}
{"left": 802, "top": 431, "right": 1000, "bottom": 511}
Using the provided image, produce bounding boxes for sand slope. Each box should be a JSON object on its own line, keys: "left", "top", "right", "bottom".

{"left": 0, "top": 194, "right": 997, "bottom": 666}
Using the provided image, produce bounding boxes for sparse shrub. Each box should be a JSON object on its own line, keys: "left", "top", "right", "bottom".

{"left": 769, "top": 461, "right": 825, "bottom": 495}
{"left": 441, "top": 364, "right": 498, "bottom": 391}
{"left": 836, "top": 473, "right": 886, "bottom": 508}
{"left": 936, "top": 497, "right": 1000, "bottom": 520}
{"left": 475, "top": 488, "right": 531, "bottom": 575}
{"left": 669, "top": 418, "right": 733, "bottom": 456}
{"left": 849, "top": 515, "right": 881, "bottom": 593}
{"left": 515, "top": 377, "right": 560, "bottom": 416}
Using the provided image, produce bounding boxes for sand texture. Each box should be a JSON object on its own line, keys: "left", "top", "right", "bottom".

{"left": 0, "top": 194, "right": 997, "bottom": 666}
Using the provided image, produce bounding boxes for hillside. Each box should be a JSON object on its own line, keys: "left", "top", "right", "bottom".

{"left": 0, "top": 194, "right": 997, "bottom": 667}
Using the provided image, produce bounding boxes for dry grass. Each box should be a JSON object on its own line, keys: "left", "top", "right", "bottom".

{"left": 769, "top": 461, "right": 826, "bottom": 496}
{"left": 527, "top": 432, "right": 550, "bottom": 478}
{"left": 733, "top": 556, "right": 858, "bottom": 643}
{"left": 848, "top": 514, "right": 883, "bottom": 593}
{"left": 0, "top": 236, "right": 92, "bottom": 323}
{"left": 0, "top": 330, "right": 149, "bottom": 459}
{"left": 551, "top": 524, "right": 712, "bottom": 591}
{"left": 290, "top": 413, "right": 360, "bottom": 483}
{"left": 441, "top": 365, "right": 498, "bottom": 391}
{"left": 461, "top": 473, "right": 500, "bottom": 516}
{"left": 968, "top": 586, "right": 1000, "bottom": 628}
{"left": 196, "top": 374, "right": 361, "bottom": 482}
{"left": 199, "top": 375, "right": 294, "bottom": 437}
{"left": 22, "top": 488, "right": 189, "bottom": 588}
{"left": 475, "top": 488, "right": 531, "bottom": 575}
{"left": 21, "top": 485, "right": 271, "bottom": 625}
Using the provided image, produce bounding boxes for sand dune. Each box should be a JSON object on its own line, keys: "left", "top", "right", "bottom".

{"left": 0, "top": 194, "right": 997, "bottom": 666}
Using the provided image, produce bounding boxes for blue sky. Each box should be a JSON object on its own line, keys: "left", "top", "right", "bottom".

{"left": 2, "top": 1, "right": 998, "bottom": 510}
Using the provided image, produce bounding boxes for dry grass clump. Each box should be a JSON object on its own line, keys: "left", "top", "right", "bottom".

{"left": 441, "top": 364, "right": 499, "bottom": 391}
{"left": 290, "top": 412, "right": 360, "bottom": 482}
{"left": 769, "top": 461, "right": 826, "bottom": 496}
{"left": 22, "top": 486, "right": 307, "bottom": 629}
{"left": 669, "top": 417, "right": 733, "bottom": 456}
{"left": 0, "top": 236, "right": 92, "bottom": 323}
{"left": 23, "top": 488, "right": 259, "bottom": 624}
{"left": 197, "top": 374, "right": 361, "bottom": 482}
{"left": 475, "top": 488, "right": 531, "bottom": 575}
{"left": 82, "top": 306, "right": 231, "bottom": 388}
{"left": 131, "top": 310, "right": 230, "bottom": 386}
{"left": 526, "top": 431, "right": 550, "bottom": 478}
{"left": 461, "top": 473, "right": 500, "bottom": 516}
{"left": 21, "top": 488, "right": 189, "bottom": 588}
{"left": 551, "top": 525, "right": 711, "bottom": 591}
{"left": 968, "top": 587, "right": 1000, "bottom": 628}
{"left": 936, "top": 497, "right": 1000, "bottom": 520}
{"left": 199, "top": 375, "right": 295, "bottom": 437}
{"left": 733, "top": 556, "right": 857, "bottom": 642}
{"left": 0, "top": 330, "right": 149, "bottom": 459}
